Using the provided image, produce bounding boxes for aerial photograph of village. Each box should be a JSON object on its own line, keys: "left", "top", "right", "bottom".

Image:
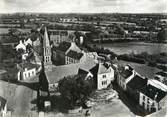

{"left": 0, "top": 0, "right": 167, "bottom": 117}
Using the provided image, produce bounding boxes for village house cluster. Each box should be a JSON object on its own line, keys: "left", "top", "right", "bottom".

{"left": 117, "top": 65, "right": 167, "bottom": 112}
{"left": 0, "top": 22, "right": 167, "bottom": 116}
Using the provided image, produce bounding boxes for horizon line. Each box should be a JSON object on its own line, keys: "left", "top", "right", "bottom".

{"left": 0, "top": 12, "right": 167, "bottom": 15}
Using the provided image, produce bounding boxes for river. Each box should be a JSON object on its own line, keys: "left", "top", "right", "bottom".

{"left": 98, "top": 42, "right": 167, "bottom": 55}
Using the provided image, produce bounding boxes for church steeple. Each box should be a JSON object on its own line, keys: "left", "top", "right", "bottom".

{"left": 43, "top": 27, "right": 52, "bottom": 71}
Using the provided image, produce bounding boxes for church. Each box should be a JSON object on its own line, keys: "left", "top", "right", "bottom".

{"left": 38, "top": 26, "right": 115, "bottom": 97}
{"left": 38, "top": 27, "right": 96, "bottom": 95}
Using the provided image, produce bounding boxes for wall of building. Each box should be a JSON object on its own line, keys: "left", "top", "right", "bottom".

{"left": 117, "top": 70, "right": 135, "bottom": 91}
{"left": 117, "top": 75, "right": 126, "bottom": 91}
{"left": 52, "top": 50, "right": 65, "bottom": 65}
{"left": 139, "top": 92, "right": 159, "bottom": 112}
{"left": 97, "top": 70, "right": 114, "bottom": 90}
{"left": 22, "top": 68, "right": 36, "bottom": 80}
{"left": 65, "top": 56, "right": 78, "bottom": 65}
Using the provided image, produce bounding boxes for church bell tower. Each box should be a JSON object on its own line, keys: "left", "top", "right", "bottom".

{"left": 43, "top": 27, "right": 52, "bottom": 71}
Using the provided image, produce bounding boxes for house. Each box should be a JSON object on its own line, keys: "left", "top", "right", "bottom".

{"left": 126, "top": 75, "right": 148, "bottom": 102}
{"left": 17, "top": 63, "right": 38, "bottom": 81}
{"left": 90, "top": 63, "right": 115, "bottom": 90}
{"left": 65, "top": 50, "right": 84, "bottom": 64}
{"left": 52, "top": 41, "right": 82, "bottom": 65}
{"left": 139, "top": 82, "right": 167, "bottom": 112}
{"left": 117, "top": 65, "right": 136, "bottom": 91}
{"left": 65, "top": 51, "right": 99, "bottom": 65}
{"left": 0, "top": 96, "right": 7, "bottom": 117}
{"left": 15, "top": 40, "right": 26, "bottom": 51}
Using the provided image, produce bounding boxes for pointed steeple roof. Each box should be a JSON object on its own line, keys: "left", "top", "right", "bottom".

{"left": 43, "top": 27, "right": 50, "bottom": 47}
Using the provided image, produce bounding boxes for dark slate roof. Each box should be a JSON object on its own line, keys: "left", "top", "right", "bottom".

{"left": 140, "top": 84, "right": 167, "bottom": 102}
{"left": 127, "top": 75, "right": 148, "bottom": 90}
{"left": 18, "top": 62, "right": 39, "bottom": 70}
{"left": 0, "top": 96, "right": 7, "bottom": 110}
{"left": 78, "top": 68, "right": 89, "bottom": 75}
{"left": 66, "top": 50, "right": 83, "bottom": 60}
{"left": 56, "top": 41, "right": 71, "bottom": 52}
{"left": 90, "top": 63, "right": 111, "bottom": 75}
{"left": 120, "top": 69, "right": 133, "bottom": 79}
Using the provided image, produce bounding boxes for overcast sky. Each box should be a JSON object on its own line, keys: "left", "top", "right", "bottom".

{"left": 0, "top": 0, "right": 167, "bottom": 13}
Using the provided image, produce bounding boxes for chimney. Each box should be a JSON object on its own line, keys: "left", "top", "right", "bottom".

{"left": 25, "top": 68, "right": 27, "bottom": 71}
{"left": 125, "top": 65, "right": 129, "bottom": 70}
{"left": 19, "top": 40, "right": 23, "bottom": 44}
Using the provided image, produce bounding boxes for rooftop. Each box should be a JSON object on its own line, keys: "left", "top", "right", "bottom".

{"left": 56, "top": 41, "right": 71, "bottom": 52}
{"left": 120, "top": 69, "right": 133, "bottom": 79}
{"left": 18, "top": 62, "right": 39, "bottom": 71}
{"left": 140, "top": 84, "right": 167, "bottom": 102}
{"left": 127, "top": 75, "right": 148, "bottom": 90}
{"left": 90, "top": 63, "right": 112, "bottom": 75}
{"left": 78, "top": 68, "right": 89, "bottom": 75}
{"left": 66, "top": 50, "right": 83, "bottom": 60}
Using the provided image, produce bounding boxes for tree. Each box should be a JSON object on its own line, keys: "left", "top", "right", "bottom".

{"left": 58, "top": 75, "right": 94, "bottom": 109}
{"left": 114, "top": 24, "right": 125, "bottom": 35}
{"left": 157, "top": 28, "right": 167, "bottom": 42}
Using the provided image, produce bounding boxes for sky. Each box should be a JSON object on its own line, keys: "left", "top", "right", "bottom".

{"left": 0, "top": 0, "right": 167, "bottom": 13}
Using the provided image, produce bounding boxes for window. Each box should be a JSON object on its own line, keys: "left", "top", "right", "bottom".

{"left": 45, "top": 57, "right": 47, "bottom": 62}
{"left": 102, "top": 80, "right": 107, "bottom": 85}
{"left": 143, "top": 95, "right": 145, "bottom": 101}
{"left": 29, "top": 73, "right": 31, "bottom": 77}
{"left": 103, "top": 75, "right": 106, "bottom": 78}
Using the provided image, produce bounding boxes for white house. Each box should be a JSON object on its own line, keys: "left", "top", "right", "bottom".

{"left": 15, "top": 40, "right": 26, "bottom": 51}
{"left": 90, "top": 63, "right": 115, "bottom": 90}
{"left": 0, "top": 96, "right": 7, "bottom": 117}
{"left": 17, "top": 63, "right": 38, "bottom": 81}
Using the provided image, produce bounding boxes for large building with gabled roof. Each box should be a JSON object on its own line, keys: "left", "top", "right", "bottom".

{"left": 90, "top": 63, "right": 115, "bottom": 90}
